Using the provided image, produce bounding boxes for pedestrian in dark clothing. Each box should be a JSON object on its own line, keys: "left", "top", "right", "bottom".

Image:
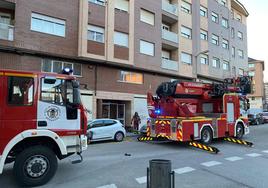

{"left": 131, "top": 112, "right": 141, "bottom": 131}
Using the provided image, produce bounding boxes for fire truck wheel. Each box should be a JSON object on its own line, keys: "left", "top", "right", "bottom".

{"left": 13, "top": 145, "right": 58, "bottom": 187}
{"left": 201, "top": 127, "right": 213, "bottom": 144}
{"left": 114, "top": 132, "right": 124, "bottom": 142}
{"left": 236, "top": 124, "right": 244, "bottom": 139}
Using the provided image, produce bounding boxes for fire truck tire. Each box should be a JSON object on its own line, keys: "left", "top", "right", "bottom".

{"left": 114, "top": 132, "right": 124, "bottom": 142}
{"left": 13, "top": 145, "right": 58, "bottom": 187}
{"left": 235, "top": 124, "right": 244, "bottom": 139}
{"left": 201, "top": 127, "right": 213, "bottom": 144}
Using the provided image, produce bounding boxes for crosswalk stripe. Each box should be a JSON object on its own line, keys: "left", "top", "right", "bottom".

{"left": 201, "top": 161, "right": 222, "bottom": 167}
{"left": 225, "top": 156, "right": 243, "bottom": 162}
{"left": 245, "top": 153, "right": 262, "bottom": 157}
{"left": 262, "top": 150, "right": 268, "bottom": 153}
{"left": 96, "top": 184, "right": 117, "bottom": 188}
{"left": 174, "top": 167, "right": 195, "bottom": 174}
{"left": 136, "top": 176, "right": 147, "bottom": 184}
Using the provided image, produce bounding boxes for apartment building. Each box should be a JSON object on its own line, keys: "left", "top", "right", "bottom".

{"left": 0, "top": 0, "right": 249, "bottom": 129}
{"left": 247, "top": 58, "right": 265, "bottom": 110}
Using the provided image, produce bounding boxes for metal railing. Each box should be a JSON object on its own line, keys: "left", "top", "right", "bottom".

{"left": 162, "top": 0, "right": 178, "bottom": 16}
{"left": 0, "top": 23, "right": 14, "bottom": 41}
{"left": 161, "top": 59, "right": 179, "bottom": 71}
{"left": 162, "top": 29, "right": 178, "bottom": 44}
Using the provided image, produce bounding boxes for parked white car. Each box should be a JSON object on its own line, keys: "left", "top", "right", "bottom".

{"left": 87, "top": 119, "right": 126, "bottom": 142}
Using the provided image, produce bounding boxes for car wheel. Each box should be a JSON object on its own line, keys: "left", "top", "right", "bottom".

{"left": 114, "top": 132, "right": 124, "bottom": 142}
{"left": 236, "top": 124, "right": 244, "bottom": 139}
{"left": 13, "top": 145, "right": 58, "bottom": 187}
{"left": 201, "top": 127, "right": 213, "bottom": 144}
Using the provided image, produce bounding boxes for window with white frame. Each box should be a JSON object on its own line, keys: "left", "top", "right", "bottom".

{"left": 231, "top": 27, "right": 235, "bottom": 38}
{"left": 200, "top": 6, "right": 207, "bottom": 17}
{"left": 223, "top": 60, "right": 230, "bottom": 71}
{"left": 181, "top": 1, "right": 191, "bottom": 14}
{"left": 248, "top": 71, "right": 255, "bottom": 77}
{"left": 211, "top": 12, "right": 219, "bottom": 23}
{"left": 239, "top": 68, "right": 244, "bottom": 76}
{"left": 140, "top": 9, "right": 155, "bottom": 26}
{"left": 115, "top": 0, "right": 129, "bottom": 12}
{"left": 200, "top": 54, "right": 209, "bottom": 65}
{"left": 181, "top": 52, "right": 192, "bottom": 64}
{"left": 114, "top": 31, "right": 129, "bottom": 47}
{"left": 238, "top": 31, "right": 243, "bottom": 40}
{"left": 211, "top": 34, "right": 219, "bottom": 45}
{"left": 88, "top": 0, "right": 105, "bottom": 6}
{"left": 119, "top": 71, "right": 143, "bottom": 84}
{"left": 238, "top": 49, "right": 244, "bottom": 59}
{"left": 236, "top": 13, "right": 242, "bottom": 22}
{"left": 219, "top": 0, "right": 227, "bottom": 6}
{"left": 200, "top": 29, "right": 208, "bottom": 40}
{"left": 181, "top": 26, "right": 192, "bottom": 39}
{"left": 88, "top": 25, "right": 105, "bottom": 43}
{"left": 212, "top": 57, "right": 220, "bottom": 68}
{"left": 140, "top": 40, "right": 154, "bottom": 56}
{"left": 232, "top": 46, "right": 235, "bottom": 57}
{"left": 248, "top": 63, "right": 255, "bottom": 68}
{"left": 222, "top": 17, "right": 228, "bottom": 28}
{"left": 162, "top": 50, "right": 171, "bottom": 60}
{"left": 222, "top": 38, "right": 229, "bottom": 49}
{"left": 31, "top": 13, "right": 66, "bottom": 37}
{"left": 42, "top": 59, "right": 82, "bottom": 76}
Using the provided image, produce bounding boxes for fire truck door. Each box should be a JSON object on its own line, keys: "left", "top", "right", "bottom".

{"left": 37, "top": 78, "right": 80, "bottom": 131}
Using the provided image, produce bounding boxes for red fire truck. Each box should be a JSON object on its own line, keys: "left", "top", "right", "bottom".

{"left": 146, "top": 76, "right": 251, "bottom": 145}
{"left": 0, "top": 69, "right": 88, "bottom": 186}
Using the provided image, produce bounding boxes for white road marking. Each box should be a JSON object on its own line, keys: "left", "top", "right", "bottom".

{"left": 225, "top": 156, "right": 243, "bottom": 162}
{"left": 136, "top": 176, "right": 147, "bottom": 184}
{"left": 96, "top": 184, "right": 117, "bottom": 188}
{"left": 262, "top": 150, "right": 268, "bottom": 153}
{"left": 174, "top": 167, "right": 195, "bottom": 174}
{"left": 201, "top": 161, "right": 222, "bottom": 167}
{"left": 246, "top": 153, "right": 262, "bottom": 157}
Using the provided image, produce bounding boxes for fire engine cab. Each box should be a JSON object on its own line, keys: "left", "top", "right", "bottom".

{"left": 0, "top": 69, "right": 88, "bottom": 186}
{"left": 146, "top": 76, "right": 252, "bottom": 145}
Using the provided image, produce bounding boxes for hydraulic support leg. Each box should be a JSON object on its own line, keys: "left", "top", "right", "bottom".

{"left": 224, "top": 137, "right": 254, "bottom": 147}
{"left": 189, "top": 141, "right": 220, "bottom": 154}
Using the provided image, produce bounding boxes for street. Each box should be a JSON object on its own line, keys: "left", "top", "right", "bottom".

{"left": 1, "top": 124, "right": 268, "bottom": 188}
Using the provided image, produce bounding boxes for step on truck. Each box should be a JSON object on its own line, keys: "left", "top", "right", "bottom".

{"left": 0, "top": 68, "right": 88, "bottom": 187}
{"left": 146, "top": 76, "right": 252, "bottom": 146}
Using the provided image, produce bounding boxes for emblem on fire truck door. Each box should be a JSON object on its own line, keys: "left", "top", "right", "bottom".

{"left": 45, "top": 106, "right": 61, "bottom": 121}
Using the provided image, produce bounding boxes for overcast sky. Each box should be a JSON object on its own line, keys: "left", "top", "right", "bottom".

{"left": 240, "top": 0, "right": 268, "bottom": 82}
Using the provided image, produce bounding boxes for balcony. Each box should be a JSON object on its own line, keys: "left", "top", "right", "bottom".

{"left": 161, "top": 58, "right": 178, "bottom": 71}
{"left": 162, "top": 0, "right": 178, "bottom": 16}
{"left": 0, "top": 23, "right": 14, "bottom": 41}
{"left": 162, "top": 29, "right": 178, "bottom": 44}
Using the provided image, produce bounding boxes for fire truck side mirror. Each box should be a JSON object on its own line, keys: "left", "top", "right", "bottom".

{"left": 44, "top": 77, "right": 56, "bottom": 84}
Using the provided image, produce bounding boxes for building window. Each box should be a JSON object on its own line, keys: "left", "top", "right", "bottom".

{"left": 248, "top": 71, "right": 255, "bottom": 77}
{"left": 88, "top": 0, "right": 105, "bottom": 6}
{"left": 114, "top": 31, "right": 129, "bottom": 47}
{"left": 115, "top": 0, "right": 129, "bottom": 12}
{"left": 248, "top": 63, "right": 255, "bottom": 68}
{"left": 181, "top": 52, "right": 192, "bottom": 64}
{"left": 222, "top": 38, "right": 229, "bottom": 49}
{"left": 219, "top": 0, "right": 227, "bottom": 6}
{"left": 222, "top": 17, "right": 229, "bottom": 28}
{"left": 212, "top": 57, "right": 220, "bottom": 68}
{"left": 42, "top": 59, "right": 82, "bottom": 76}
{"left": 200, "top": 54, "right": 209, "bottom": 65}
{"left": 200, "top": 29, "right": 208, "bottom": 40}
{"left": 119, "top": 71, "right": 143, "bottom": 84}
{"left": 31, "top": 13, "right": 66, "bottom": 37}
{"left": 232, "top": 46, "right": 235, "bottom": 57}
{"left": 181, "top": 1, "right": 191, "bottom": 14}
{"left": 140, "top": 9, "right": 155, "bottom": 26}
{"left": 238, "top": 49, "right": 244, "bottom": 59}
{"left": 162, "top": 50, "right": 171, "bottom": 60}
{"left": 140, "top": 40, "right": 154, "bottom": 56}
{"left": 231, "top": 27, "right": 235, "bottom": 38}
{"left": 238, "top": 31, "right": 243, "bottom": 40}
{"left": 88, "top": 25, "right": 105, "bottom": 43}
{"left": 236, "top": 14, "right": 242, "bottom": 22}
{"left": 211, "top": 12, "right": 219, "bottom": 23}
{"left": 181, "top": 26, "right": 192, "bottom": 39}
{"left": 223, "top": 60, "right": 230, "bottom": 71}
{"left": 200, "top": 6, "right": 207, "bottom": 17}
{"left": 211, "top": 34, "right": 219, "bottom": 45}
{"left": 239, "top": 68, "right": 244, "bottom": 76}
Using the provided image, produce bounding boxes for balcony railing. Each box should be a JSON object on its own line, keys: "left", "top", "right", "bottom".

{"left": 161, "top": 58, "right": 178, "bottom": 71}
{"left": 162, "top": 0, "right": 178, "bottom": 16}
{"left": 162, "top": 29, "right": 178, "bottom": 44}
{"left": 0, "top": 23, "right": 14, "bottom": 41}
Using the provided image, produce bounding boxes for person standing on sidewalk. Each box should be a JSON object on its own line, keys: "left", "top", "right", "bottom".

{"left": 131, "top": 112, "right": 141, "bottom": 131}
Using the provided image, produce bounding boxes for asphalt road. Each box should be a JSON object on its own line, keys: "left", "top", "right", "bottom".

{"left": 2, "top": 124, "right": 268, "bottom": 188}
